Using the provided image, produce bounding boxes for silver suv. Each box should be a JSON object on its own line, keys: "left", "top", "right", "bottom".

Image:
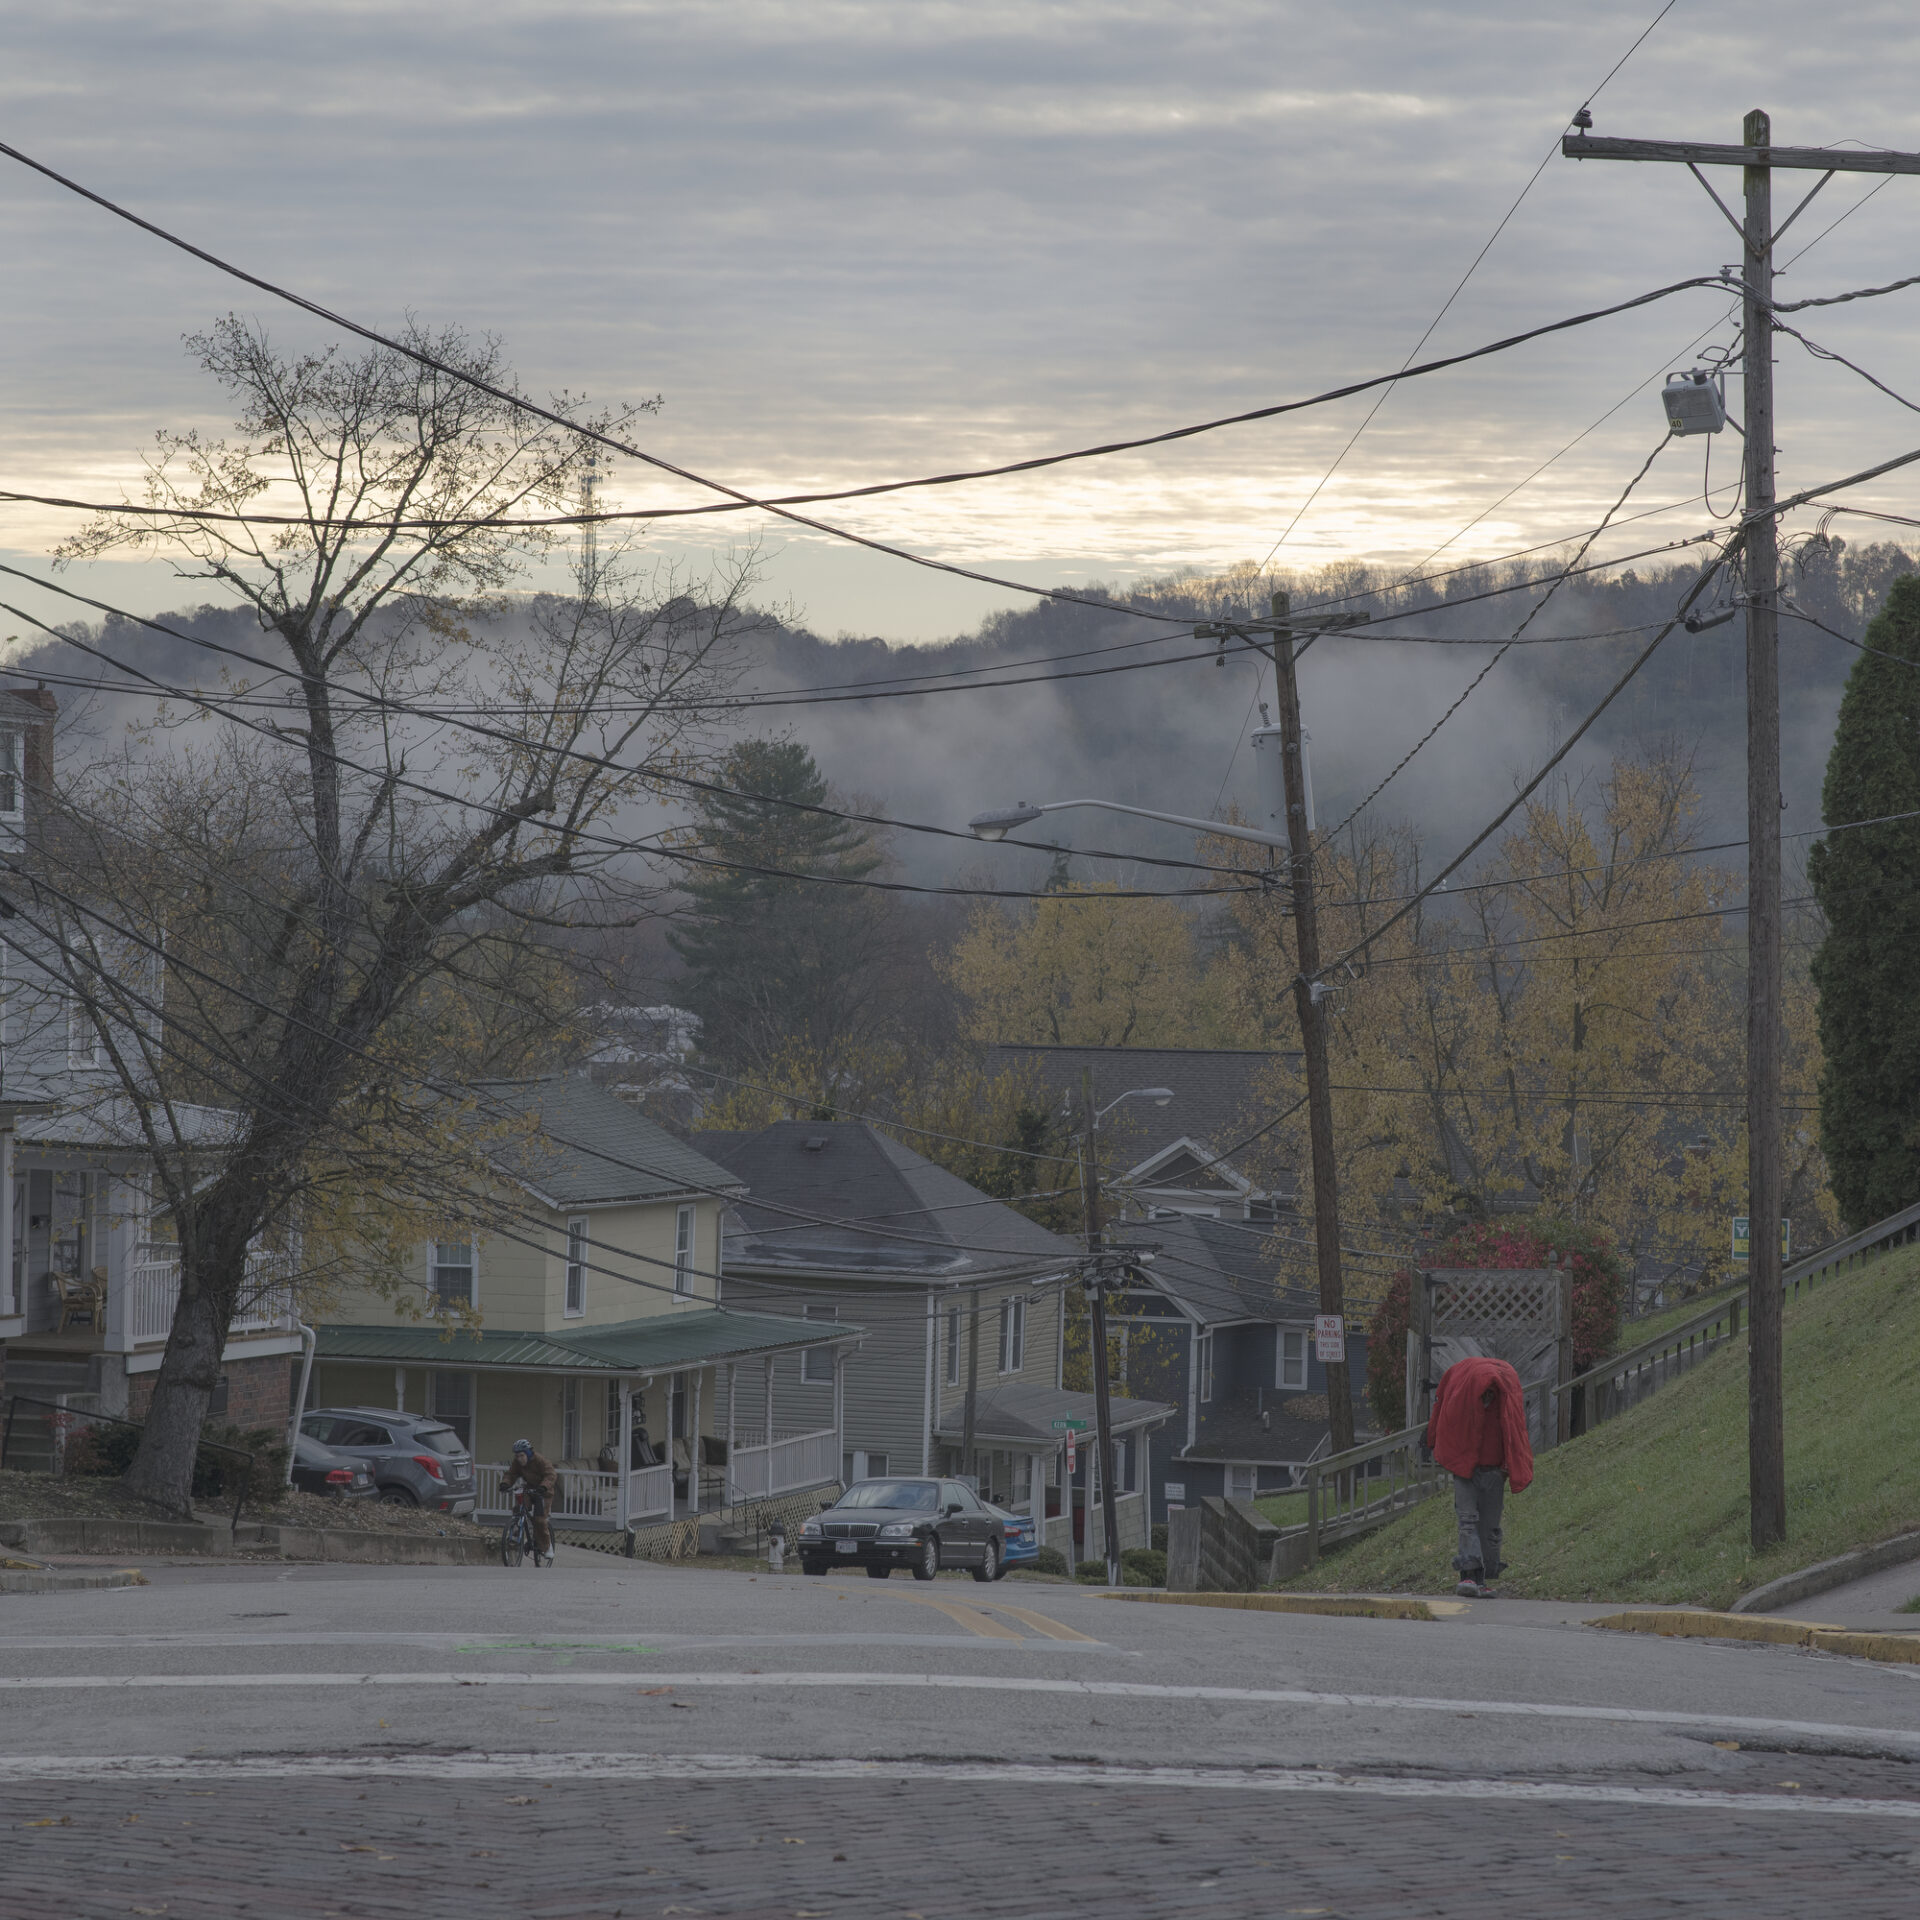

{"left": 300, "top": 1407, "right": 477, "bottom": 1515}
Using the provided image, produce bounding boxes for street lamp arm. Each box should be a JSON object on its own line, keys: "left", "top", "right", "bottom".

{"left": 970, "top": 796, "right": 1288, "bottom": 850}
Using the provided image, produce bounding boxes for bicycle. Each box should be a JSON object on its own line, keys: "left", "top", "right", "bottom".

{"left": 500, "top": 1485, "right": 536, "bottom": 1568}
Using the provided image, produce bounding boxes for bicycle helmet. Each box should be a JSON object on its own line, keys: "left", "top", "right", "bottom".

{"left": 511, "top": 1437, "right": 533, "bottom": 1456}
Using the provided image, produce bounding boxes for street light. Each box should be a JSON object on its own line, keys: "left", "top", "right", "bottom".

{"left": 967, "top": 798, "right": 1289, "bottom": 851}
{"left": 1072, "top": 1075, "right": 1173, "bottom": 1590}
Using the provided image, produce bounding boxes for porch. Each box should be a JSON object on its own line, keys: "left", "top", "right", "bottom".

{"left": 316, "top": 1308, "right": 860, "bottom": 1530}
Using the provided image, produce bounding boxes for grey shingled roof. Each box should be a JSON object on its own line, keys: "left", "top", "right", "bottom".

{"left": 933, "top": 1382, "right": 1175, "bottom": 1446}
{"left": 692, "top": 1120, "right": 1081, "bottom": 1282}
{"left": 474, "top": 1077, "right": 745, "bottom": 1208}
{"left": 986, "top": 1044, "right": 1299, "bottom": 1197}
{"left": 1116, "top": 1214, "right": 1320, "bottom": 1326}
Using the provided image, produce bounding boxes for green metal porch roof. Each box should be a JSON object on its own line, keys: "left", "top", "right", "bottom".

{"left": 316, "top": 1306, "right": 857, "bottom": 1374}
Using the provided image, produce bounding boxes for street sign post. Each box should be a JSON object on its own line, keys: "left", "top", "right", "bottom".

{"left": 1314, "top": 1313, "right": 1346, "bottom": 1362}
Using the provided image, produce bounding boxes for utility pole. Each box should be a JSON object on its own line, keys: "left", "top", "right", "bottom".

{"left": 961, "top": 1285, "right": 982, "bottom": 1482}
{"left": 1563, "top": 111, "right": 1920, "bottom": 1549}
{"left": 1079, "top": 1065, "right": 1122, "bottom": 1588}
{"left": 1262, "top": 592, "right": 1355, "bottom": 1456}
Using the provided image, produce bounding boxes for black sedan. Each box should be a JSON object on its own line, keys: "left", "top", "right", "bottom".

{"left": 798, "top": 1477, "right": 1006, "bottom": 1582}
{"left": 289, "top": 1431, "right": 378, "bottom": 1502}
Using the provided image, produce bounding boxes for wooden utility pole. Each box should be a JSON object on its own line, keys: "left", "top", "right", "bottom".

{"left": 1269, "top": 591, "right": 1355, "bottom": 1456}
{"left": 1563, "top": 111, "right": 1920, "bottom": 1549}
{"left": 1739, "top": 110, "right": 1788, "bottom": 1550}
{"left": 1079, "top": 1066, "right": 1122, "bottom": 1587}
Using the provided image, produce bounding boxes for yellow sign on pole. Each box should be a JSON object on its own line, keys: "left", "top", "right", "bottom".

{"left": 1731, "top": 1216, "right": 1791, "bottom": 1262}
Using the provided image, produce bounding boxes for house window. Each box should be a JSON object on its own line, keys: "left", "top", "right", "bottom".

{"left": 565, "top": 1217, "right": 588, "bottom": 1317}
{"left": 65, "top": 990, "right": 104, "bottom": 1069}
{"left": 673, "top": 1205, "right": 695, "bottom": 1295}
{"left": 997, "top": 1295, "right": 1025, "bottom": 1374}
{"left": 430, "top": 1371, "right": 473, "bottom": 1448}
{"left": 1196, "top": 1331, "right": 1214, "bottom": 1403}
{"left": 430, "top": 1239, "right": 475, "bottom": 1309}
{"left": 945, "top": 1305, "right": 962, "bottom": 1387}
{"left": 0, "top": 730, "right": 20, "bottom": 818}
{"left": 562, "top": 1377, "right": 582, "bottom": 1461}
{"left": 803, "top": 1304, "right": 836, "bottom": 1383}
{"left": 843, "top": 1449, "right": 887, "bottom": 1483}
{"left": 1277, "top": 1328, "right": 1308, "bottom": 1391}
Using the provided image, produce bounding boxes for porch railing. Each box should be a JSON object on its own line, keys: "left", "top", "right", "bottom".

{"left": 473, "top": 1460, "right": 674, "bottom": 1532}
{"left": 127, "top": 1255, "right": 296, "bottom": 1345}
{"left": 728, "top": 1425, "right": 838, "bottom": 1503}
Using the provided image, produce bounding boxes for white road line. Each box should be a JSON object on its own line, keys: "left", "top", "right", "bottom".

{"left": 0, "top": 1632, "right": 1108, "bottom": 1655}
{"left": 1, "top": 1668, "right": 1916, "bottom": 1752}
{"left": 0, "top": 1750, "right": 1913, "bottom": 1820}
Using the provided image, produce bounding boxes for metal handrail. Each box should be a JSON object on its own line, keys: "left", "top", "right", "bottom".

{"left": 1, "top": 1393, "right": 258, "bottom": 1530}
{"left": 1553, "top": 1198, "right": 1920, "bottom": 1425}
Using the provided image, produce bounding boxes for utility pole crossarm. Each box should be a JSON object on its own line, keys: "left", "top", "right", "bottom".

{"left": 1563, "top": 134, "right": 1920, "bottom": 174}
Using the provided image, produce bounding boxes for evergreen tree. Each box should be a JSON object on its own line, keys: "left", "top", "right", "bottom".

{"left": 668, "top": 739, "right": 889, "bottom": 1067}
{"left": 1809, "top": 572, "right": 1920, "bottom": 1226}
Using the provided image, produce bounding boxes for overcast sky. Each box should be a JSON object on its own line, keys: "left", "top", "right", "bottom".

{"left": 4, "top": 1, "right": 1920, "bottom": 646}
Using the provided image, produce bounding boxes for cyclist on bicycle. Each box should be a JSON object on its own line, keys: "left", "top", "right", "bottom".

{"left": 503, "top": 1438, "right": 558, "bottom": 1567}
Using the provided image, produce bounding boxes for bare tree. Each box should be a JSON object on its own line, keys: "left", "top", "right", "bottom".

{"left": 37, "top": 315, "right": 753, "bottom": 1513}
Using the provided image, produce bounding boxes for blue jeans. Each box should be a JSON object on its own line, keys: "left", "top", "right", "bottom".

{"left": 1452, "top": 1467, "right": 1506, "bottom": 1580}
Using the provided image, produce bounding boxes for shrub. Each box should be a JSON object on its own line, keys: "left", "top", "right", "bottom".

{"left": 1366, "top": 1216, "right": 1630, "bottom": 1430}
{"left": 1122, "top": 1547, "right": 1167, "bottom": 1586}
{"left": 65, "top": 1417, "right": 287, "bottom": 1512}
{"left": 1150, "top": 1523, "right": 1168, "bottom": 1552}
{"left": 1032, "top": 1545, "right": 1069, "bottom": 1576}
{"left": 1074, "top": 1558, "right": 1106, "bottom": 1581}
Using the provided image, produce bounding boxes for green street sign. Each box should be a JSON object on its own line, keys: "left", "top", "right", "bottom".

{"left": 1050, "top": 1418, "right": 1088, "bottom": 1432}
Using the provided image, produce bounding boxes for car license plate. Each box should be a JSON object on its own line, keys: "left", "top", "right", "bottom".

{"left": 836, "top": 1539, "right": 858, "bottom": 1554}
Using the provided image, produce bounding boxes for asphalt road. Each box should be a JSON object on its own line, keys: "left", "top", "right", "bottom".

{"left": 5, "top": 1546, "right": 1920, "bottom": 1918}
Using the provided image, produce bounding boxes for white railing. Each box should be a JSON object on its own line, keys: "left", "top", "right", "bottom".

{"left": 729, "top": 1425, "right": 839, "bottom": 1502}
{"left": 475, "top": 1460, "right": 675, "bottom": 1531}
{"left": 126, "top": 1256, "right": 295, "bottom": 1345}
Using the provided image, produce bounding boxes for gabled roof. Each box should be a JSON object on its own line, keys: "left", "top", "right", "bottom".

{"left": 472, "top": 1076, "right": 745, "bottom": 1208}
{"left": 692, "top": 1120, "right": 1081, "bottom": 1283}
{"left": 1116, "top": 1213, "right": 1320, "bottom": 1326}
{"left": 934, "top": 1382, "right": 1175, "bottom": 1447}
{"left": 316, "top": 1306, "right": 850, "bottom": 1374}
{"left": 986, "top": 1044, "right": 1299, "bottom": 1198}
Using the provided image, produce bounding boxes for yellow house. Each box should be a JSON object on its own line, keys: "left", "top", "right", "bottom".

{"left": 310, "top": 1077, "right": 858, "bottom": 1532}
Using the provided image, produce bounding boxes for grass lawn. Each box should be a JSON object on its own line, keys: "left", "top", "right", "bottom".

{"left": 1278, "top": 1239, "right": 1920, "bottom": 1609}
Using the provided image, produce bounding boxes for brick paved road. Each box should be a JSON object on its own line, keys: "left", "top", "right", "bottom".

{"left": 8, "top": 1764, "right": 1920, "bottom": 1920}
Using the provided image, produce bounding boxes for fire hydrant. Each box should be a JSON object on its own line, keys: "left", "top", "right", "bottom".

{"left": 767, "top": 1520, "right": 786, "bottom": 1574}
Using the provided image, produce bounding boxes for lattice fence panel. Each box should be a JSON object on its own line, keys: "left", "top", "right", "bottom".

{"left": 1421, "top": 1267, "right": 1567, "bottom": 1446}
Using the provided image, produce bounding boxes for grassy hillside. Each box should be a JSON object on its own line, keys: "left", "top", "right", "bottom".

{"left": 1280, "top": 1240, "right": 1920, "bottom": 1609}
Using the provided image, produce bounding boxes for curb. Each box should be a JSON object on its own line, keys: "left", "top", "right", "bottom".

{"left": 0, "top": 1567, "right": 147, "bottom": 1595}
{"left": 1105, "top": 1591, "right": 1437, "bottom": 1623}
{"left": 0, "top": 1516, "right": 496, "bottom": 1566}
{"left": 1729, "top": 1529, "right": 1920, "bottom": 1614}
{"left": 1591, "top": 1608, "right": 1920, "bottom": 1665}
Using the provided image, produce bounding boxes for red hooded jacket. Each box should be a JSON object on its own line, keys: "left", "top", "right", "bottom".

{"left": 1424, "top": 1356, "right": 1534, "bottom": 1491}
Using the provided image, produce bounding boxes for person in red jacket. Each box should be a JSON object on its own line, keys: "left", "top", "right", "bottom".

{"left": 1423, "top": 1356, "right": 1533, "bottom": 1598}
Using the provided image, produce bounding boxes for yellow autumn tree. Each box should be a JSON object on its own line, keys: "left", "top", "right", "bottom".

{"left": 937, "top": 884, "right": 1232, "bottom": 1048}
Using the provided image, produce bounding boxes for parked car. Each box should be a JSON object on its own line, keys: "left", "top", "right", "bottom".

{"left": 980, "top": 1500, "right": 1038, "bottom": 1572}
{"left": 299, "top": 1407, "right": 477, "bottom": 1515}
{"left": 798, "top": 1477, "right": 1006, "bottom": 1582}
{"left": 289, "top": 1431, "right": 378, "bottom": 1503}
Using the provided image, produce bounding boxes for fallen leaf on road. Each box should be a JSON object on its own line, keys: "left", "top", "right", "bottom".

{"left": 637, "top": 1687, "right": 674, "bottom": 1696}
{"left": 1712, "top": 1741, "right": 1740, "bottom": 1751}
{"left": 783, "top": 1837, "right": 805, "bottom": 1845}
{"left": 504, "top": 1796, "right": 537, "bottom": 1806}
{"left": 22, "top": 1817, "right": 71, "bottom": 1827}
{"left": 1780, "top": 1781, "right": 1801, "bottom": 1790}
{"left": 670, "top": 1701, "right": 693, "bottom": 1710}
{"left": 340, "top": 1845, "right": 378, "bottom": 1853}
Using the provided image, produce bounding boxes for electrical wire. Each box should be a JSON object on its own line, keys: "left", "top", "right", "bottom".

{"left": 1320, "top": 427, "right": 1677, "bottom": 841}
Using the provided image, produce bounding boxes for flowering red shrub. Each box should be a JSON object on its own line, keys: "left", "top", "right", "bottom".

{"left": 1365, "top": 1217, "right": 1629, "bottom": 1431}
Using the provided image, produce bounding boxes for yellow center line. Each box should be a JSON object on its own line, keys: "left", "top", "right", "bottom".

{"left": 881, "top": 1594, "right": 1024, "bottom": 1641}
{"left": 976, "top": 1601, "right": 1098, "bottom": 1644}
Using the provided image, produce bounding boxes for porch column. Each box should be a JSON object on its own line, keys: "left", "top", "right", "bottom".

{"left": 394, "top": 1366, "right": 406, "bottom": 1413}
{"left": 832, "top": 1347, "right": 846, "bottom": 1468}
{"left": 724, "top": 1363, "right": 737, "bottom": 1507}
{"left": 1028, "top": 1451, "right": 1045, "bottom": 1527}
{"left": 617, "top": 1378, "right": 633, "bottom": 1528}
{"left": 0, "top": 1123, "right": 14, "bottom": 1320}
{"left": 688, "top": 1368, "right": 703, "bottom": 1516}
{"left": 763, "top": 1356, "right": 774, "bottom": 1446}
